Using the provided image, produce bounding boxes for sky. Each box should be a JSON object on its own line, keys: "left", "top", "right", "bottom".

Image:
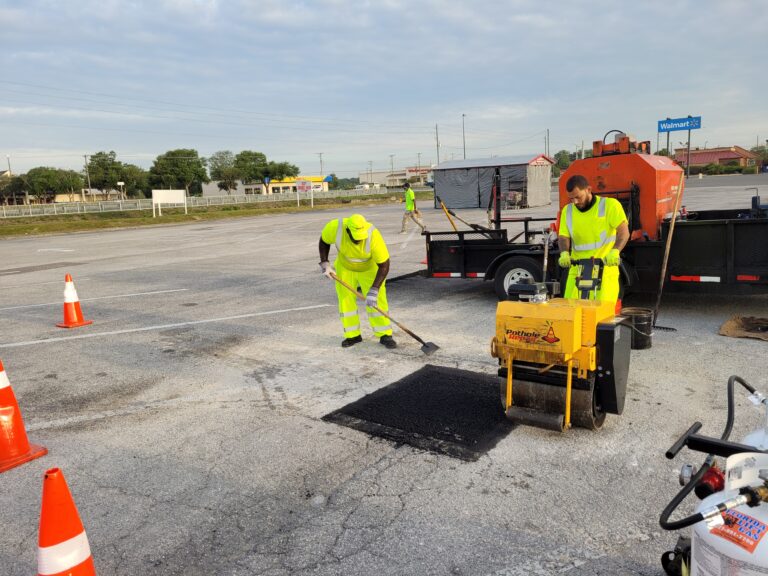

{"left": 1, "top": 0, "right": 766, "bottom": 178}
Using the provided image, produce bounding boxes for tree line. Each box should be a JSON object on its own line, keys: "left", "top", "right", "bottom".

{"left": 0, "top": 149, "right": 302, "bottom": 204}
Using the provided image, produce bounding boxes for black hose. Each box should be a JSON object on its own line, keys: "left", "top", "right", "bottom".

{"left": 659, "top": 457, "right": 711, "bottom": 530}
{"left": 659, "top": 376, "right": 755, "bottom": 531}
{"left": 724, "top": 375, "right": 757, "bottom": 441}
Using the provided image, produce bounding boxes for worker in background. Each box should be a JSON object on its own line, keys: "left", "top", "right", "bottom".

{"left": 400, "top": 182, "right": 427, "bottom": 234}
{"left": 557, "top": 174, "right": 629, "bottom": 303}
{"left": 319, "top": 213, "right": 397, "bottom": 349}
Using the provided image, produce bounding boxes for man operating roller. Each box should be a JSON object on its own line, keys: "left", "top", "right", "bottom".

{"left": 318, "top": 213, "right": 397, "bottom": 349}
{"left": 557, "top": 174, "right": 629, "bottom": 303}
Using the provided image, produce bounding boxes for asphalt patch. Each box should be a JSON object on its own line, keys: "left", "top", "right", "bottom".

{"left": 322, "top": 364, "right": 514, "bottom": 461}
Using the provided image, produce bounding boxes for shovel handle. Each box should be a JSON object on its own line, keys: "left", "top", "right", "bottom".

{"left": 328, "top": 271, "right": 428, "bottom": 346}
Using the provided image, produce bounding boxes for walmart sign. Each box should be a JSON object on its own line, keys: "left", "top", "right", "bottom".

{"left": 658, "top": 116, "right": 702, "bottom": 133}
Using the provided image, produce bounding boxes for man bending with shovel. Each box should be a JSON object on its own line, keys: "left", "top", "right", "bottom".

{"left": 319, "top": 213, "right": 397, "bottom": 349}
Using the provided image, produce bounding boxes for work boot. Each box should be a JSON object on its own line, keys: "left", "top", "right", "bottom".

{"left": 379, "top": 335, "right": 397, "bottom": 349}
{"left": 341, "top": 335, "right": 362, "bottom": 348}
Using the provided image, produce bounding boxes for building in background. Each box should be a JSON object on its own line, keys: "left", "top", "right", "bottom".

{"left": 358, "top": 166, "right": 434, "bottom": 188}
{"left": 674, "top": 146, "right": 758, "bottom": 169}
{"left": 201, "top": 175, "right": 331, "bottom": 197}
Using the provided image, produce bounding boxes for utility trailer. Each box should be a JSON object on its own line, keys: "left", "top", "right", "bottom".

{"left": 425, "top": 132, "right": 768, "bottom": 299}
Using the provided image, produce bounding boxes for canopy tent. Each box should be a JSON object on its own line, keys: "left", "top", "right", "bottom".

{"left": 433, "top": 154, "right": 554, "bottom": 209}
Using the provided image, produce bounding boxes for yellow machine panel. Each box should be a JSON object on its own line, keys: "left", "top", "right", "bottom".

{"left": 495, "top": 299, "right": 614, "bottom": 355}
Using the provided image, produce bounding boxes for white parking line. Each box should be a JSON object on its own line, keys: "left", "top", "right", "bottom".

{"left": 0, "top": 304, "right": 332, "bottom": 348}
{"left": 36, "top": 249, "right": 75, "bottom": 252}
{"left": 0, "top": 288, "right": 189, "bottom": 312}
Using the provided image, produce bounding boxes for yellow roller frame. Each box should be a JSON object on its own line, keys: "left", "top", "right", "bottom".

{"left": 504, "top": 351, "right": 574, "bottom": 430}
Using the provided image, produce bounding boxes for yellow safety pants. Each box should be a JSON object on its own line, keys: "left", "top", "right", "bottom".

{"left": 563, "top": 265, "right": 620, "bottom": 303}
{"left": 334, "top": 261, "right": 393, "bottom": 339}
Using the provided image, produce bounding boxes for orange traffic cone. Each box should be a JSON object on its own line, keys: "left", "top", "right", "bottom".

{"left": 0, "top": 359, "right": 47, "bottom": 473}
{"left": 56, "top": 274, "right": 92, "bottom": 329}
{"left": 38, "top": 468, "right": 96, "bottom": 576}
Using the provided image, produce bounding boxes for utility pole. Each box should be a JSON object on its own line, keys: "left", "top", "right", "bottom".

{"left": 367, "top": 160, "right": 372, "bottom": 184}
{"left": 666, "top": 117, "right": 671, "bottom": 157}
{"left": 83, "top": 154, "right": 92, "bottom": 202}
{"left": 316, "top": 152, "right": 323, "bottom": 176}
{"left": 581, "top": 140, "right": 585, "bottom": 159}
{"left": 546, "top": 128, "right": 550, "bottom": 157}
{"left": 462, "top": 114, "right": 466, "bottom": 159}
{"left": 417, "top": 152, "right": 421, "bottom": 184}
{"left": 435, "top": 124, "right": 440, "bottom": 164}
{"left": 389, "top": 154, "right": 395, "bottom": 186}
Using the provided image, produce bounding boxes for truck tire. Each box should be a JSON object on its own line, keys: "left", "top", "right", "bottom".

{"left": 493, "top": 256, "right": 543, "bottom": 300}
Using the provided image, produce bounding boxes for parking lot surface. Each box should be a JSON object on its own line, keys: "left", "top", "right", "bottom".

{"left": 1, "top": 179, "right": 767, "bottom": 575}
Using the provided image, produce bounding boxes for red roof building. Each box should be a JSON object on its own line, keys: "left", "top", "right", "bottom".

{"left": 674, "top": 146, "right": 758, "bottom": 167}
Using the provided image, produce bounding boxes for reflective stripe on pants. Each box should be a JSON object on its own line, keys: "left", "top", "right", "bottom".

{"left": 334, "top": 261, "right": 393, "bottom": 338}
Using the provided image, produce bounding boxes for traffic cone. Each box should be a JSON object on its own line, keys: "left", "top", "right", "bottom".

{"left": 38, "top": 468, "right": 96, "bottom": 576}
{"left": 56, "top": 274, "right": 92, "bottom": 329}
{"left": 0, "top": 359, "right": 47, "bottom": 473}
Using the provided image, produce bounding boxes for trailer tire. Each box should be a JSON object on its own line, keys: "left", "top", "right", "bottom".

{"left": 494, "top": 256, "right": 543, "bottom": 300}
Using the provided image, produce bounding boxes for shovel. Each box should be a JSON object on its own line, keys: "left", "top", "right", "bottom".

{"left": 329, "top": 271, "right": 440, "bottom": 356}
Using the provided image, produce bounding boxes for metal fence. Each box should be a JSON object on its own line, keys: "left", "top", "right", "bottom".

{"left": 0, "top": 188, "right": 397, "bottom": 219}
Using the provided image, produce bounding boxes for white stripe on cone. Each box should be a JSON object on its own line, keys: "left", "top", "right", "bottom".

{"left": 0, "top": 369, "right": 9, "bottom": 390}
{"left": 37, "top": 531, "right": 91, "bottom": 575}
{"left": 63, "top": 282, "right": 79, "bottom": 304}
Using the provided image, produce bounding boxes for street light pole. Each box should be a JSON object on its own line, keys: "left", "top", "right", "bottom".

{"left": 367, "top": 160, "right": 372, "bottom": 184}
{"left": 83, "top": 155, "right": 92, "bottom": 202}
{"left": 462, "top": 114, "right": 466, "bottom": 159}
{"left": 316, "top": 152, "right": 323, "bottom": 176}
{"left": 389, "top": 154, "right": 395, "bottom": 186}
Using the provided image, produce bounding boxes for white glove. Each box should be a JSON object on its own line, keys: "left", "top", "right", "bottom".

{"left": 365, "top": 287, "right": 379, "bottom": 309}
{"left": 319, "top": 261, "right": 334, "bottom": 278}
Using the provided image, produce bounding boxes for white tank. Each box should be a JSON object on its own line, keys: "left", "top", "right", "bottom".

{"left": 691, "top": 453, "right": 768, "bottom": 575}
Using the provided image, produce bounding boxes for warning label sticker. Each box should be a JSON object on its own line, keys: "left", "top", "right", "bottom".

{"left": 711, "top": 510, "right": 768, "bottom": 553}
{"left": 693, "top": 529, "right": 768, "bottom": 575}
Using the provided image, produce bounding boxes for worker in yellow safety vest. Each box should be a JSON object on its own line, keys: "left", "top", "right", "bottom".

{"left": 318, "top": 214, "right": 397, "bottom": 349}
{"left": 557, "top": 174, "right": 629, "bottom": 303}
{"left": 400, "top": 182, "right": 427, "bottom": 234}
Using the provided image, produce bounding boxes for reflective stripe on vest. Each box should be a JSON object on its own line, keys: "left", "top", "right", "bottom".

{"left": 565, "top": 198, "right": 615, "bottom": 252}
{"left": 335, "top": 218, "right": 376, "bottom": 264}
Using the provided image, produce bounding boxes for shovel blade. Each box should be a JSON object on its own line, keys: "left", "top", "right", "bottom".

{"left": 420, "top": 342, "right": 440, "bottom": 356}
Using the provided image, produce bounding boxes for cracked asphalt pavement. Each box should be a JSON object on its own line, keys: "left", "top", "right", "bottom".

{"left": 1, "top": 179, "right": 767, "bottom": 575}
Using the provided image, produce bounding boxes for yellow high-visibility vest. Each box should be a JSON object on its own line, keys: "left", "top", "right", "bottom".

{"left": 559, "top": 196, "right": 626, "bottom": 260}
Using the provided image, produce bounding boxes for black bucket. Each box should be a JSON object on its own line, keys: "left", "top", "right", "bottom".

{"left": 622, "top": 307, "right": 653, "bottom": 350}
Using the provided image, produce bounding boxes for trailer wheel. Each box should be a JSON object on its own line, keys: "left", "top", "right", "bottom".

{"left": 494, "top": 256, "right": 543, "bottom": 300}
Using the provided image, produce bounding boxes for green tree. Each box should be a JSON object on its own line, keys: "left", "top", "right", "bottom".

{"left": 553, "top": 150, "right": 571, "bottom": 171}
{"left": 87, "top": 151, "right": 123, "bottom": 198}
{"left": 120, "top": 164, "right": 150, "bottom": 198}
{"left": 749, "top": 145, "right": 768, "bottom": 169}
{"left": 0, "top": 175, "right": 28, "bottom": 204}
{"left": 264, "top": 161, "right": 299, "bottom": 181}
{"left": 209, "top": 150, "right": 240, "bottom": 194}
{"left": 327, "top": 173, "right": 340, "bottom": 190}
{"left": 149, "top": 149, "right": 209, "bottom": 196}
{"left": 26, "top": 167, "right": 61, "bottom": 202}
{"left": 56, "top": 169, "right": 85, "bottom": 201}
{"left": 234, "top": 151, "right": 268, "bottom": 184}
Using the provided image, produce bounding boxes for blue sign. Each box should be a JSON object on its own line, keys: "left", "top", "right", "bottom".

{"left": 658, "top": 116, "right": 702, "bottom": 133}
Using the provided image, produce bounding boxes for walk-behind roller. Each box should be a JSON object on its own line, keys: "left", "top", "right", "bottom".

{"left": 489, "top": 259, "right": 631, "bottom": 432}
